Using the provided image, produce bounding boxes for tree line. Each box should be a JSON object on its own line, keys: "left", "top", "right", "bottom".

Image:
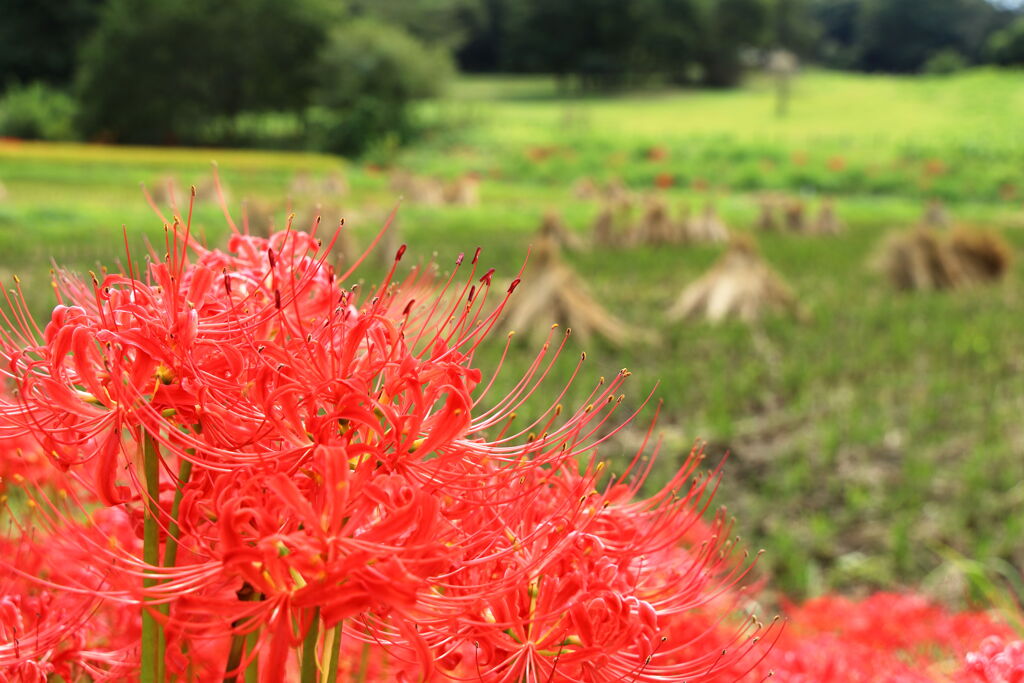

{"left": 453, "top": 0, "right": 1024, "bottom": 79}
{"left": 1, "top": 0, "right": 1022, "bottom": 154}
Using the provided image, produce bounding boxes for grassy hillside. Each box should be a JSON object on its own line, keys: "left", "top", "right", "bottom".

{"left": 412, "top": 68, "right": 1024, "bottom": 202}
{"left": 1, "top": 69, "right": 1023, "bottom": 598}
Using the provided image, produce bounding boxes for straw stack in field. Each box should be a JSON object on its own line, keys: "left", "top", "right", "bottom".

{"left": 572, "top": 177, "right": 600, "bottom": 200}
{"left": 878, "top": 228, "right": 961, "bottom": 290}
{"left": 755, "top": 194, "right": 784, "bottom": 232}
{"left": 503, "top": 237, "right": 643, "bottom": 346}
{"left": 783, "top": 199, "right": 807, "bottom": 232}
{"left": 922, "top": 199, "right": 951, "bottom": 228}
{"left": 390, "top": 170, "right": 479, "bottom": 206}
{"left": 537, "top": 210, "right": 584, "bottom": 251}
{"left": 444, "top": 174, "right": 481, "bottom": 206}
{"left": 390, "top": 170, "right": 446, "bottom": 205}
{"left": 604, "top": 177, "right": 633, "bottom": 207}
{"left": 631, "top": 197, "right": 675, "bottom": 245}
{"left": 878, "top": 226, "right": 1011, "bottom": 291}
{"left": 591, "top": 205, "right": 620, "bottom": 247}
{"left": 947, "top": 228, "right": 1012, "bottom": 284}
{"left": 810, "top": 198, "right": 844, "bottom": 235}
{"left": 681, "top": 203, "right": 730, "bottom": 244}
{"left": 674, "top": 204, "right": 693, "bottom": 243}
{"left": 679, "top": 203, "right": 730, "bottom": 245}
{"left": 669, "top": 237, "right": 797, "bottom": 323}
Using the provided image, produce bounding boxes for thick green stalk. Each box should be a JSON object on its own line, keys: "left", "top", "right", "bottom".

{"left": 162, "top": 456, "right": 193, "bottom": 569}
{"left": 244, "top": 628, "right": 260, "bottom": 683}
{"left": 141, "top": 433, "right": 164, "bottom": 683}
{"left": 224, "top": 630, "right": 247, "bottom": 683}
{"left": 154, "top": 454, "right": 193, "bottom": 678}
{"left": 323, "top": 623, "right": 343, "bottom": 683}
{"left": 300, "top": 608, "right": 321, "bottom": 683}
{"left": 355, "top": 641, "right": 372, "bottom": 683}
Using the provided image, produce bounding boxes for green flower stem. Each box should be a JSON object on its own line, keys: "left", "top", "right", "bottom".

{"left": 244, "top": 628, "right": 260, "bottom": 683}
{"left": 224, "top": 629, "right": 247, "bottom": 683}
{"left": 324, "top": 623, "right": 343, "bottom": 683}
{"left": 356, "top": 641, "right": 371, "bottom": 683}
{"left": 224, "top": 583, "right": 258, "bottom": 683}
{"left": 300, "top": 607, "right": 321, "bottom": 683}
{"left": 162, "top": 456, "right": 193, "bottom": 569}
{"left": 141, "top": 433, "right": 164, "bottom": 683}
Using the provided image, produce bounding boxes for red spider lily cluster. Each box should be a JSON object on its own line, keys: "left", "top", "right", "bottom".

{"left": 0, "top": 188, "right": 1020, "bottom": 682}
{"left": 0, "top": 195, "right": 770, "bottom": 682}
{"left": 753, "top": 592, "right": 1022, "bottom": 682}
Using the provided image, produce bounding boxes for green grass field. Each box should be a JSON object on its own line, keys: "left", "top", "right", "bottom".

{"left": 2, "top": 68, "right": 1024, "bottom": 599}
{"left": 412, "top": 68, "right": 1024, "bottom": 203}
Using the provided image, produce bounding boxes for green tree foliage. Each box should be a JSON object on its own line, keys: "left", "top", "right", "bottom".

{"left": 0, "top": 82, "right": 78, "bottom": 140}
{"left": 497, "top": 0, "right": 769, "bottom": 88}
{"left": 507, "top": 0, "right": 641, "bottom": 86}
{"left": 809, "top": 0, "right": 861, "bottom": 67}
{"left": 924, "top": 48, "right": 968, "bottom": 74}
{"left": 0, "top": 0, "right": 105, "bottom": 87}
{"left": 695, "top": 0, "right": 770, "bottom": 86}
{"left": 456, "top": 0, "right": 510, "bottom": 72}
{"left": 856, "top": 0, "right": 1000, "bottom": 72}
{"left": 349, "top": 0, "right": 486, "bottom": 50}
{"left": 770, "top": 0, "right": 820, "bottom": 56}
{"left": 307, "top": 20, "right": 454, "bottom": 156}
{"left": 988, "top": 16, "right": 1024, "bottom": 66}
{"left": 457, "top": 0, "right": 1020, "bottom": 78}
{"left": 76, "top": 0, "right": 328, "bottom": 144}
{"left": 630, "top": 0, "right": 705, "bottom": 83}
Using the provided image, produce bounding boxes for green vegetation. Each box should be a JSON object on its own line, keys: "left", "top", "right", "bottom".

{"left": 0, "top": 0, "right": 449, "bottom": 155}
{"left": 5, "top": 0, "right": 1021, "bottom": 159}
{"left": 75, "top": 0, "right": 330, "bottom": 145}
{"left": 308, "top": 19, "right": 455, "bottom": 156}
{"left": 989, "top": 15, "right": 1024, "bottom": 66}
{"left": 410, "top": 69, "right": 1024, "bottom": 203}
{"left": 0, "top": 82, "right": 77, "bottom": 141}
{"left": 1, "top": 70, "right": 1023, "bottom": 599}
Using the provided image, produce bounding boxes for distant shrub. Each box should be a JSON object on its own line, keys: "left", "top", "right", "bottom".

{"left": 307, "top": 19, "right": 454, "bottom": 156}
{"left": 76, "top": 0, "right": 326, "bottom": 144}
{"left": 0, "top": 82, "right": 77, "bottom": 140}
{"left": 924, "top": 49, "right": 967, "bottom": 75}
{"left": 987, "top": 17, "right": 1024, "bottom": 67}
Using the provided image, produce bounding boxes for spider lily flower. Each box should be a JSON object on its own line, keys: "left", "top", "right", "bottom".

{"left": 755, "top": 593, "right": 1018, "bottom": 682}
{"left": 958, "top": 636, "right": 1024, "bottom": 682}
{"left": 0, "top": 506, "right": 140, "bottom": 681}
{"left": 0, "top": 191, "right": 769, "bottom": 680}
{"left": 406, "top": 447, "right": 772, "bottom": 683}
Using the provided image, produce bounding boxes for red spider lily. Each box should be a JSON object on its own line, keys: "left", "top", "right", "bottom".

{"left": 413, "top": 456, "right": 772, "bottom": 683}
{"left": 0, "top": 395, "right": 58, "bottom": 493}
{"left": 0, "top": 187, "right": 768, "bottom": 680}
{"left": 958, "top": 636, "right": 1024, "bottom": 682}
{"left": 782, "top": 593, "right": 1016, "bottom": 658}
{"left": 1, "top": 182, "right": 1020, "bottom": 681}
{"left": 0, "top": 506, "right": 140, "bottom": 681}
{"left": 753, "top": 592, "right": 1018, "bottom": 682}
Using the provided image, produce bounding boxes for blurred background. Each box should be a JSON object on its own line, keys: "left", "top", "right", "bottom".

{"left": 2, "top": 0, "right": 1024, "bottom": 603}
